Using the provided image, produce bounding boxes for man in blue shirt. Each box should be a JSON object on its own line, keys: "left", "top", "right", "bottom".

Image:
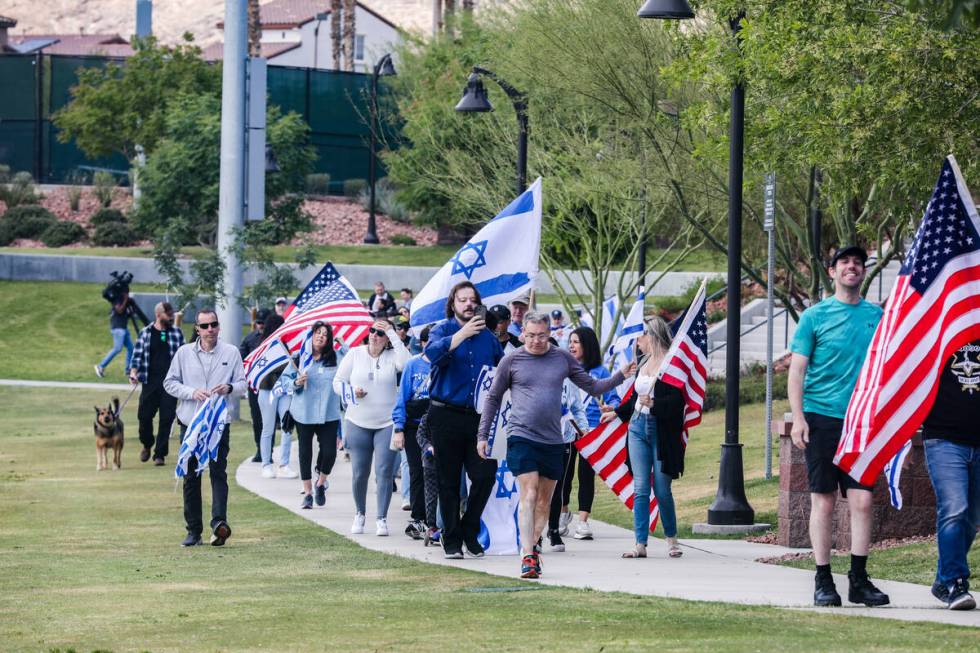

{"left": 424, "top": 281, "right": 505, "bottom": 559}
{"left": 788, "top": 245, "right": 888, "bottom": 608}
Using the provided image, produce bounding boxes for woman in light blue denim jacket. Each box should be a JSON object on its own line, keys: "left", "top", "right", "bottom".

{"left": 277, "top": 321, "right": 345, "bottom": 510}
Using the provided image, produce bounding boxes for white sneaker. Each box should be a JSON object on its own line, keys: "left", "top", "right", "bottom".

{"left": 401, "top": 498, "right": 411, "bottom": 511}
{"left": 558, "top": 511, "right": 572, "bottom": 536}
{"left": 376, "top": 518, "right": 389, "bottom": 536}
{"left": 277, "top": 465, "right": 298, "bottom": 479}
{"left": 351, "top": 513, "right": 365, "bottom": 534}
{"left": 94, "top": 365, "right": 105, "bottom": 378}
{"left": 261, "top": 465, "right": 275, "bottom": 479}
{"left": 573, "top": 520, "right": 594, "bottom": 540}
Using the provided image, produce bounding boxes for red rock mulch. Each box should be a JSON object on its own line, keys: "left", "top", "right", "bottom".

{"left": 754, "top": 534, "right": 937, "bottom": 565}
{"left": 1, "top": 187, "right": 438, "bottom": 249}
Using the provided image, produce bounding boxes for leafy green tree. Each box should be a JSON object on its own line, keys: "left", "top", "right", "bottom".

{"left": 53, "top": 36, "right": 221, "bottom": 161}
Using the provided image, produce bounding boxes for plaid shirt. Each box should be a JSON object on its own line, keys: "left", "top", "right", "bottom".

{"left": 131, "top": 324, "right": 185, "bottom": 383}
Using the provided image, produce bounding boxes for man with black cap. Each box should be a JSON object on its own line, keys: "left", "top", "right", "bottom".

{"left": 488, "top": 305, "right": 522, "bottom": 353}
{"left": 550, "top": 309, "right": 569, "bottom": 348}
{"left": 240, "top": 308, "right": 271, "bottom": 462}
{"left": 788, "top": 245, "right": 889, "bottom": 607}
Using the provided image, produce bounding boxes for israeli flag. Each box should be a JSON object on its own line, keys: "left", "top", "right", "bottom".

{"left": 601, "top": 295, "right": 623, "bottom": 365}
{"left": 298, "top": 328, "right": 314, "bottom": 371}
{"left": 614, "top": 286, "right": 646, "bottom": 362}
{"left": 246, "top": 338, "right": 290, "bottom": 391}
{"left": 340, "top": 382, "right": 359, "bottom": 408}
{"left": 884, "top": 440, "right": 913, "bottom": 509}
{"left": 410, "top": 178, "right": 543, "bottom": 330}
{"left": 175, "top": 395, "right": 228, "bottom": 478}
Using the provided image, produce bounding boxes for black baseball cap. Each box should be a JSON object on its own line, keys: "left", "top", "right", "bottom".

{"left": 488, "top": 305, "right": 511, "bottom": 321}
{"left": 830, "top": 245, "right": 868, "bottom": 267}
{"left": 550, "top": 309, "right": 563, "bottom": 319}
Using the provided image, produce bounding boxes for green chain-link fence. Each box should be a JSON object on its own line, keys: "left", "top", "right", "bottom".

{"left": 0, "top": 54, "right": 386, "bottom": 188}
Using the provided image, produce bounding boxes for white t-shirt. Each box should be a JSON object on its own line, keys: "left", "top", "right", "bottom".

{"left": 633, "top": 373, "right": 655, "bottom": 415}
{"left": 333, "top": 333, "right": 409, "bottom": 429}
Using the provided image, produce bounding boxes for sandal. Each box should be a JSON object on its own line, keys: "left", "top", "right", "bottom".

{"left": 666, "top": 537, "right": 683, "bottom": 558}
{"left": 622, "top": 544, "right": 647, "bottom": 558}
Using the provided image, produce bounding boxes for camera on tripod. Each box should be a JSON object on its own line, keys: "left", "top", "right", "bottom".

{"left": 102, "top": 270, "right": 134, "bottom": 305}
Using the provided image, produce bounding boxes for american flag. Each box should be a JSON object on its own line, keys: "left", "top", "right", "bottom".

{"left": 244, "top": 262, "right": 373, "bottom": 375}
{"left": 575, "top": 282, "right": 709, "bottom": 533}
{"left": 658, "top": 278, "right": 709, "bottom": 441}
{"left": 836, "top": 156, "right": 980, "bottom": 485}
{"left": 575, "top": 386, "right": 662, "bottom": 532}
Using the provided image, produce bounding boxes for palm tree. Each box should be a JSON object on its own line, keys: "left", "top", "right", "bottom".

{"left": 342, "top": 0, "right": 356, "bottom": 72}
{"left": 247, "top": 0, "right": 262, "bottom": 57}
{"left": 330, "top": 0, "right": 342, "bottom": 70}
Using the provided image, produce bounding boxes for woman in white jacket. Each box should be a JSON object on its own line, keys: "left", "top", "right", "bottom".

{"left": 333, "top": 318, "right": 409, "bottom": 536}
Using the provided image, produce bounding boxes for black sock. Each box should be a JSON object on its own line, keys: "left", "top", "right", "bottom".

{"left": 816, "top": 564, "right": 832, "bottom": 579}
{"left": 850, "top": 554, "right": 868, "bottom": 576}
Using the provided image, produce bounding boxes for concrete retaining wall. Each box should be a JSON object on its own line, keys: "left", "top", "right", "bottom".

{"left": 0, "top": 252, "right": 723, "bottom": 298}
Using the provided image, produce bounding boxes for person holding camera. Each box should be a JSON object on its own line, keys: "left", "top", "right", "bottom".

{"left": 95, "top": 284, "right": 148, "bottom": 378}
{"left": 129, "top": 302, "right": 184, "bottom": 466}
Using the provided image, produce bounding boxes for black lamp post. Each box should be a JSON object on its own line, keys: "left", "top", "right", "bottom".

{"left": 365, "top": 52, "right": 396, "bottom": 244}
{"left": 639, "top": 1, "right": 755, "bottom": 525}
{"left": 455, "top": 67, "right": 528, "bottom": 196}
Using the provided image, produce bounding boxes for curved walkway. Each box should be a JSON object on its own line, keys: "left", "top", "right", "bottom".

{"left": 237, "top": 443, "right": 979, "bottom": 628}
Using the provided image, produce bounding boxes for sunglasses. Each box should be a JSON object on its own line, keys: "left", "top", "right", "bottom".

{"left": 369, "top": 327, "right": 388, "bottom": 337}
{"left": 196, "top": 321, "right": 220, "bottom": 330}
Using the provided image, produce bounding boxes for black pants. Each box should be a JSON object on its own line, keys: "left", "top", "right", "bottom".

{"left": 295, "top": 420, "right": 339, "bottom": 482}
{"left": 560, "top": 450, "right": 597, "bottom": 513}
{"left": 428, "top": 404, "right": 497, "bottom": 553}
{"left": 137, "top": 384, "right": 177, "bottom": 460}
{"left": 181, "top": 423, "right": 230, "bottom": 536}
{"left": 247, "top": 388, "right": 263, "bottom": 454}
{"left": 404, "top": 422, "right": 426, "bottom": 522}
{"left": 549, "top": 445, "right": 577, "bottom": 530}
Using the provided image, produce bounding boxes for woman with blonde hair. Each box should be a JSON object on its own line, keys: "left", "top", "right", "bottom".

{"left": 601, "top": 314, "right": 686, "bottom": 559}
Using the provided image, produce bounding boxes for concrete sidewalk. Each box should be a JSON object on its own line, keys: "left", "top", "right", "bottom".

{"left": 237, "top": 443, "right": 978, "bottom": 628}
{"left": 0, "top": 378, "right": 136, "bottom": 391}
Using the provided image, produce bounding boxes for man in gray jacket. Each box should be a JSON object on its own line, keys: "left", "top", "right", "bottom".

{"left": 164, "top": 308, "right": 246, "bottom": 547}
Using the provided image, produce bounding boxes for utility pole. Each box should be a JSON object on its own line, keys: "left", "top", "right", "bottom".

{"left": 216, "top": 0, "right": 247, "bottom": 351}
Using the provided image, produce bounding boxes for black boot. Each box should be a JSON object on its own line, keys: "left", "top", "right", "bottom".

{"left": 814, "top": 572, "right": 842, "bottom": 607}
{"left": 848, "top": 571, "right": 890, "bottom": 606}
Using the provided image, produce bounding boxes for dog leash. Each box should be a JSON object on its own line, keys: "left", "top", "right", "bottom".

{"left": 114, "top": 383, "right": 139, "bottom": 418}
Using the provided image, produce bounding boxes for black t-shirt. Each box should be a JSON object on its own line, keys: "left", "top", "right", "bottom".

{"left": 147, "top": 326, "right": 171, "bottom": 385}
{"left": 922, "top": 340, "right": 980, "bottom": 446}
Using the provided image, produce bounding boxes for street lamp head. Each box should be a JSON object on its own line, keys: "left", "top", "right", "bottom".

{"left": 637, "top": 0, "right": 695, "bottom": 19}
{"left": 378, "top": 55, "right": 396, "bottom": 77}
{"left": 455, "top": 72, "right": 493, "bottom": 113}
{"left": 265, "top": 144, "right": 280, "bottom": 173}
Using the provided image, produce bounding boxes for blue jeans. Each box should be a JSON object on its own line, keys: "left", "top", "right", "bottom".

{"left": 399, "top": 450, "right": 411, "bottom": 501}
{"left": 627, "top": 412, "right": 677, "bottom": 543}
{"left": 924, "top": 439, "right": 980, "bottom": 585}
{"left": 258, "top": 388, "right": 292, "bottom": 467}
{"left": 99, "top": 327, "right": 134, "bottom": 370}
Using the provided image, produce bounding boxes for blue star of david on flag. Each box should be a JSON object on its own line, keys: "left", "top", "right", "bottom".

{"left": 450, "top": 240, "right": 488, "bottom": 279}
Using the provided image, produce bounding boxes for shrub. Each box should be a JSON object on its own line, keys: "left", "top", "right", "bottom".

{"left": 93, "top": 221, "right": 137, "bottom": 246}
{"left": 93, "top": 171, "right": 116, "bottom": 207}
{"left": 0, "top": 164, "right": 9, "bottom": 182}
{"left": 0, "top": 171, "right": 42, "bottom": 207}
{"left": 390, "top": 234, "right": 417, "bottom": 246}
{"left": 90, "top": 208, "right": 127, "bottom": 227}
{"left": 0, "top": 221, "right": 13, "bottom": 246}
{"left": 40, "top": 221, "right": 87, "bottom": 247}
{"left": 1, "top": 205, "right": 57, "bottom": 239}
{"left": 67, "top": 186, "right": 83, "bottom": 211}
{"left": 343, "top": 178, "right": 367, "bottom": 199}
{"left": 702, "top": 369, "right": 788, "bottom": 412}
{"left": 305, "top": 173, "right": 331, "bottom": 195}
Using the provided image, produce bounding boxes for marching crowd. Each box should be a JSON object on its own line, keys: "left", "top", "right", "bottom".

{"left": 104, "top": 253, "right": 977, "bottom": 605}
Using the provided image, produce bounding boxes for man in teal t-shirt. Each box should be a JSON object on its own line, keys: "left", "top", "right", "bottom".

{"left": 788, "top": 245, "right": 889, "bottom": 609}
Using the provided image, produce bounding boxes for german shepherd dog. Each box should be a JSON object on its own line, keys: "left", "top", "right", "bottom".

{"left": 94, "top": 397, "right": 125, "bottom": 471}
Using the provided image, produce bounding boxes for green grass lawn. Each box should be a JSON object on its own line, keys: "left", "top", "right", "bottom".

{"left": 1, "top": 244, "right": 727, "bottom": 272}
{"left": 2, "top": 386, "right": 978, "bottom": 653}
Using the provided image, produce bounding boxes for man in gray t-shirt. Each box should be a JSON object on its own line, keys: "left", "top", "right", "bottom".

{"left": 477, "top": 311, "right": 632, "bottom": 578}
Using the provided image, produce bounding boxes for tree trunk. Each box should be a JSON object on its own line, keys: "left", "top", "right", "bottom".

{"left": 432, "top": 0, "right": 442, "bottom": 36}
{"left": 342, "top": 0, "right": 356, "bottom": 72}
{"left": 330, "top": 0, "right": 342, "bottom": 70}
{"left": 247, "top": 0, "right": 262, "bottom": 57}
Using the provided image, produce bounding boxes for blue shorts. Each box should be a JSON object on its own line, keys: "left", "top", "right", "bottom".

{"left": 507, "top": 436, "right": 564, "bottom": 480}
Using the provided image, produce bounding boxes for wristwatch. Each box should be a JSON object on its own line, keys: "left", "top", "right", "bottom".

{"left": 225, "top": 383, "right": 233, "bottom": 395}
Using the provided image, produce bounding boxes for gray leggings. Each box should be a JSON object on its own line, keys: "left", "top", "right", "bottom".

{"left": 345, "top": 420, "right": 398, "bottom": 518}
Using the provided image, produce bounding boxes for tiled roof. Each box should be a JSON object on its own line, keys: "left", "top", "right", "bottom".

{"left": 8, "top": 33, "right": 133, "bottom": 57}
{"left": 200, "top": 40, "right": 301, "bottom": 62}
{"left": 218, "top": 0, "right": 399, "bottom": 30}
